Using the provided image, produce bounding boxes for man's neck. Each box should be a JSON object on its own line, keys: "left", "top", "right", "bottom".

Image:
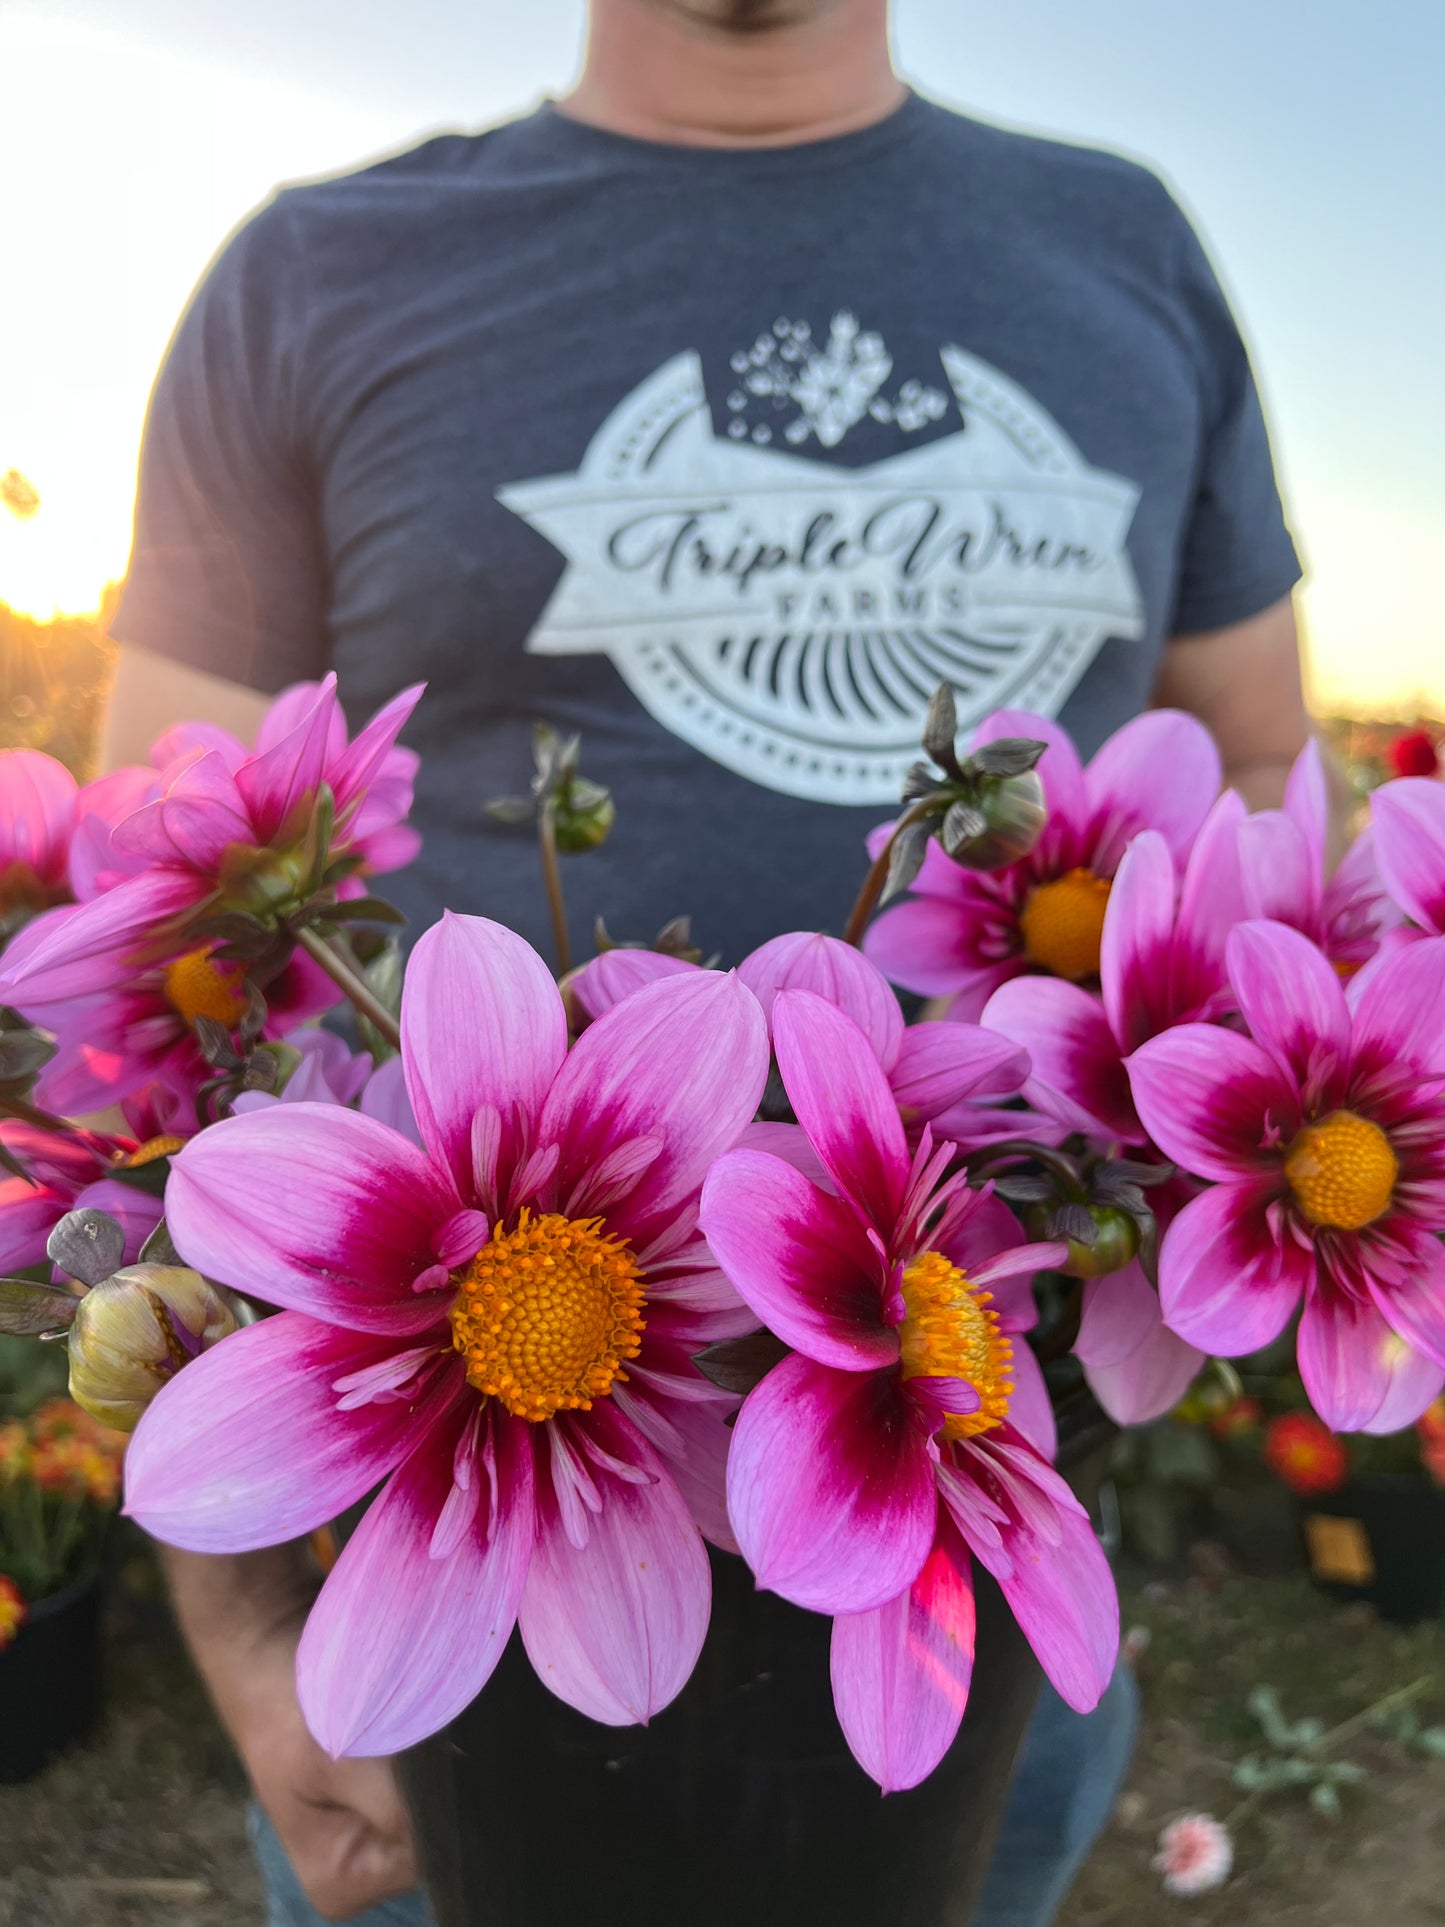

{"left": 560, "top": 0, "right": 904, "bottom": 150}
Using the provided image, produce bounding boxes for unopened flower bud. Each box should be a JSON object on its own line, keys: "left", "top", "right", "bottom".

{"left": 67, "top": 1264, "right": 238, "bottom": 1431}
{"left": 552, "top": 777, "right": 615, "bottom": 854}
{"left": 941, "top": 765, "right": 1047, "bottom": 872}
{"left": 1028, "top": 1202, "right": 1140, "bottom": 1279}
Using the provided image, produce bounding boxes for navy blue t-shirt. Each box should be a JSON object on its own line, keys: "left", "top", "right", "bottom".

{"left": 114, "top": 91, "right": 1301, "bottom": 959}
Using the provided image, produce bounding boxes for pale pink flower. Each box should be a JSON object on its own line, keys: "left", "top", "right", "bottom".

{"left": 1154, "top": 1812, "right": 1233, "bottom": 1897}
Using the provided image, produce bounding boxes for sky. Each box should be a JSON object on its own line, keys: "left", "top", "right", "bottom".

{"left": 1, "top": 0, "right": 1440, "bottom": 713}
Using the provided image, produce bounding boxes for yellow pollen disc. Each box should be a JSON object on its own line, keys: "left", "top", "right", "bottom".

{"left": 1284, "top": 1109, "right": 1398, "bottom": 1231}
{"left": 449, "top": 1208, "right": 646, "bottom": 1423}
{"left": 898, "top": 1249, "right": 1014, "bottom": 1441}
{"left": 162, "top": 946, "right": 249, "bottom": 1030}
{"left": 119, "top": 1135, "right": 188, "bottom": 1169}
{"left": 1018, "top": 868, "right": 1112, "bottom": 982}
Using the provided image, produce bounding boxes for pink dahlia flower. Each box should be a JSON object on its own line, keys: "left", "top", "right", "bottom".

{"left": 0, "top": 749, "right": 78, "bottom": 916}
{"left": 573, "top": 930, "right": 1033, "bottom": 1151}
{"left": 1237, "top": 741, "right": 1397, "bottom": 973}
{"left": 1371, "top": 774, "right": 1445, "bottom": 937}
{"left": 1129, "top": 921, "right": 1445, "bottom": 1432}
{"left": 1154, "top": 1813, "right": 1233, "bottom": 1897}
{"left": 864, "top": 708, "right": 1222, "bottom": 1020}
{"left": 124, "top": 914, "right": 769, "bottom": 1756}
{"left": 0, "top": 674, "right": 421, "bottom": 1012}
{"left": 980, "top": 809, "right": 1247, "bottom": 1422}
{"left": 699, "top": 990, "right": 1118, "bottom": 1792}
{"left": 0, "top": 1123, "right": 163, "bottom": 1280}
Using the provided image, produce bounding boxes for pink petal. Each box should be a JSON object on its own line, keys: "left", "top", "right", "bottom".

{"left": 0, "top": 749, "right": 77, "bottom": 883}
{"left": 1157, "top": 1181, "right": 1309, "bottom": 1355}
{"left": 68, "top": 766, "right": 160, "bottom": 898}
{"left": 1077, "top": 1266, "right": 1204, "bottom": 1425}
{"left": 1172, "top": 789, "right": 1248, "bottom": 1013}
{"left": 888, "top": 1023, "right": 1028, "bottom": 1122}
{"left": 1127, "top": 1025, "right": 1299, "bottom": 1182}
{"left": 1226, "top": 920, "right": 1350, "bottom": 1099}
{"left": 149, "top": 720, "right": 248, "bottom": 774}
{"left": 234, "top": 676, "right": 340, "bottom": 844}
{"left": 1238, "top": 810, "right": 1317, "bottom": 931}
{"left": 0, "top": 1179, "right": 67, "bottom": 1273}
{"left": 1285, "top": 739, "right": 1329, "bottom": 875}
{"left": 569, "top": 949, "right": 699, "bottom": 1023}
{"left": 542, "top": 969, "right": 768, "bottom": 1251}
{"left": 113, "top": 752, "right": 253, "bottom": 872}
{"left": 772, "top": 989, "right": 909, "bottom": 1232}
{"left": 401, "top": 913, "right": 567, "bottom": 1204}
{"left": 738, "top": 932, "right": 904, "bottom": 1070}
{"left": 165, "top": 1104, "right": 458, "bottom": 1333}
{"left": 255, "top": 681, "right": 347, "bottom": 759}
{"left": 614, "top": 1381, "right": 739, "bottom": 1551}
{"left": 829, "top": 1513, "right": 976, "bottom": 1793}
{"left": 1007, "top": 1346, "right": 1058, "bottom": 1459}
{"left": 1297, "top": 1286, "right": 1438, "bottom": 1434}
{"left": 1085, "top": 709, "right": 1221, "bottom": 871}
{"left": 700, "top": 1149, "right": 896, "bottom": 1370}
{"left": 1368, "top": 1222, "right": 1445, "bottom": 1370}
{"left": 328, "top": 684, "right": 425, "bottom": 816}
{"left": 1371, "top": 778, "right": 1445, "bottom": 936}
{"left": 863, "top": 895, "right": 998, "bottom": 1001}
{"left": 953, "top": 1438, "right": 1119, "bottom": 1713}
{"left": 518, "top": 1403, "right": 710, "bottom": 1725}
{"left": 297, "top": 1399, "right": 533, "bottom": 1758}
{"left": 1347, "top": 934, "right": 1445, "bottom": 1077}
{"left": 727, "top": 1352, "right": 936, "bottom": 1614}
{"left": 124, "top": 1314, "right": 443, "bottom": 1551}
{"left": 1100, "top": 829, "right": 1176, "bottom": 1052}
{"left": 358, "top": 1055, "right": 422, "bottom": 1144}
{"left": 984, "top": 974, "right": 1137, "bottom": 1141}
{"left": 0, "top": 869, "right": 207, "bottom": 1005}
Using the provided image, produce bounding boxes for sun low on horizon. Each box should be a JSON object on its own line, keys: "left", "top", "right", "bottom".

{"left": 2, "top": 8, "right": 1439, "bottom": 719}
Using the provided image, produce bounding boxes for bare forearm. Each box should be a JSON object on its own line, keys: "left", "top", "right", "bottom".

{"left": 160, "top": 1543, "right": 316, "bottom": 1734}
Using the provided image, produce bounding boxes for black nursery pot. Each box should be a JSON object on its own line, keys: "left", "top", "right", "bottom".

{"left": 0, "top": 1573, "right": 103, "bottom": 1783}
{"left": 404, "top": 1550, "right": 1039, "bottom": 1927}
{"left": 1301, "top": 1475, "right": 1445, "bottom": 1624}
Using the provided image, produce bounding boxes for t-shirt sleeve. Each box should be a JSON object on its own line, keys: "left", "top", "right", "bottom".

{"left": 1164, "top": 197, "right": 1304, "bottom": 636}
{"left": 111, "top": 195, "right": 329, "bottom": 693}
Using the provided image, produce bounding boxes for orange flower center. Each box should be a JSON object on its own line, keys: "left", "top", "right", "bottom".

{"left": 1018, "top": 868, "right": 1112, "bottom": 982}
{"left": 162, "top": 946, "right": 249, "bottom": 1030}
{"left": 449, "top": 1209, "right": 646, "bottom": 1423}
{"left": 1284, "top": 1109, "right": 1398, "bottom": 1231}
{"left": 898, "top": 1249, "right": 1014, "bottom": 1441}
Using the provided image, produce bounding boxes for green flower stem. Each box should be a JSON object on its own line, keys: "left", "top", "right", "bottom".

{"left": 841, "top": 799, "right": 939, "bottom": 949}
{"left": 538, "top": 801, "right": 572, "bottom": 979}
{"left": 295, "top": 926, "right": 402, "bottom": 1052}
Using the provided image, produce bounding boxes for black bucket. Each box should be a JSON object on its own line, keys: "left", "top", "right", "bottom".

{"left": 1301, "top": 1475, "right": 1445, "bottom": 1624}
{"left": 0, "top": 1574, "right": 103, "bottom": 1783}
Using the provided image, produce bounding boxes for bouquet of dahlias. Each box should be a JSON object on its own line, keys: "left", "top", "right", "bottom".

{"left": 0, "top": 678, "right": 1443, "bottom": 1794}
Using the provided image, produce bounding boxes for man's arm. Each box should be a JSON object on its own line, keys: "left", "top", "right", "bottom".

{"left": 163, "top": 1546, "right": 418, "bottom": 1922}
{"left": 103, "top": 641, "right": 272, "bottom": 770}
{"left": 1152, "top": 594, "right": 1353, "bottom": 856}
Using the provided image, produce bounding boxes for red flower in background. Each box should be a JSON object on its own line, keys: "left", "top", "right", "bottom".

{"left": 0, "top": 1574, "right": 24, "bottom": 1651}
{"left": 1388, "top": 730, "right": 1440, "bottom": 780}
{"left": 1263, "top": 1412, "right": 1349, "bottom": 1495}
{"left": 1208, "top": 1396, "right": 1264, "bottom": 1441}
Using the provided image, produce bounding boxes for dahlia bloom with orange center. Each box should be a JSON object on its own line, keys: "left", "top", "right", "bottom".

{"left": 698, "top": 990, "right": 1119, "bottom": 1793}
{"left": 124, "top": 914, "right": 769, "bottom": 1757}
{"left": 863, "top": 707, "right": 1222, "bottom": 1019}
{"left": 1129, "top": 922, "right": 1445, "bottom": 1433}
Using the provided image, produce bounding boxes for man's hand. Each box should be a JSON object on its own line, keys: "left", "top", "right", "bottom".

{"left": 161, "top": 1544, "right": 419, "bottom": 1921}
{"left": 233, "top": 1622, "right": 419, "bottom": 1921}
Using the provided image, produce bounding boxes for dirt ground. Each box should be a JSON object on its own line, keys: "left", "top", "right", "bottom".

{"left": 2, "top": 1542, "right": 1444, "bottom": 1927}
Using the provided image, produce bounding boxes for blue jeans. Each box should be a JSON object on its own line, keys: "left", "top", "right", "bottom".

{"left": 250, "top": 1667, "right": 1136, "bottom": 1927}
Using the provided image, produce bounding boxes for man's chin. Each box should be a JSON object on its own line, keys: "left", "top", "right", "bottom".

{"left": 647, "top": 0, "right": 837, "bottom": 30}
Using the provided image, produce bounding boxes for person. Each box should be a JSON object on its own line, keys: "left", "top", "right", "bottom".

{"left": 105, "top": 0, "right": 1327, "bottom": 1920}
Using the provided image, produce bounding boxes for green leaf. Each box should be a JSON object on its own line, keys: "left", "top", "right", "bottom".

{"left": 970, "top": 737, "right": 1048, "bottom": 779}
{"left": 484, "top": 796, "right": 536, "bottom": 826}
{"left": 693, "top": 1331, "right": 789, "bottom": 1396}
{"left": 314, "top": 896, "right": 408, "bottom": 927}
{"left": 0, "top": 1277, "right": 80, "bottom": 1337}
{"left": 1309, "top": 1781, "right": 1342, "bottom": 1819}
{"left": 881, "top": 821, "right": 931, "bottom": 904}
{"left": 139, "top": 1220, "right": 184, "bottom": 1268}
{"left": 921, "top": 683, "right": 961, "bottom": 775}
{"left": 1415, "top": 1727, "right": 1445, "bottom": 1758}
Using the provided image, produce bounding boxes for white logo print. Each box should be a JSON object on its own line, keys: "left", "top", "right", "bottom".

{"left": 498, "top": 319, "right": 1145, "bottom": 805}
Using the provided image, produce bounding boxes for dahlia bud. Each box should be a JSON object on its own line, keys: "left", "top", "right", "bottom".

{"left": 1026, "top": 1201, "right": 1141, "bottom": 1279}
{"left": 552, "top": 777, "right": 616, "bottom": 854}
{"left": 484, "top": 724, "right": 615, "bottom": 855}
{"left": 67, "top": 1263, "right": 238, "bottom": 1432}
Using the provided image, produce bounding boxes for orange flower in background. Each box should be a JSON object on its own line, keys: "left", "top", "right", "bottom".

{"left": 1207, "top": 1395, "right": 1264, "bottom": 1440}
{"left": 5, "top": 1400, "right": 125, "bottom": 1505}
{"left": 1263, "top": 1412, "right": 1349, "bottom": 1496}
{"left": 0, "top": 1574, "right": 24, "bottom": 1651}
{"left": 0, "top": 1419, "right": 31, "bottom": 1481}
{"left": 1417, "top": 1397, "right": 1445, "bottom": 1486}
